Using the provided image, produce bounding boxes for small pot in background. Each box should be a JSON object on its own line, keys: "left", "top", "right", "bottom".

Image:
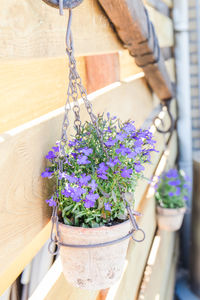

{"left": 156, "top": 206, "right": 186, "bottom": 232}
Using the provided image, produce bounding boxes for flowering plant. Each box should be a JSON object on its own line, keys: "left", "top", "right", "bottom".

{"left": 42, "top": 113, "right": 157, "bottom": 228}
{"left": 155, "top": 168, "right": 190, "bottom": 209}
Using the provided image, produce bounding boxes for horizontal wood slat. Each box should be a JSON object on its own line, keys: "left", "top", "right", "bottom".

{"left": 0, "top": 0, "right": 122, "bottom": 59}
{"left": 0, "top": 52, "right": 144, "bottom": 134}
{"left": 0, "top": 78, "right": 153, "bottom": 294}
{"left": 98, "top": 0, "right": 174, "bottom": 100}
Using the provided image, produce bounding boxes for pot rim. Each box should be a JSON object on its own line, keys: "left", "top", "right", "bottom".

{"left": 156, "top": 205, "right": 186, "bottom": 215}
{"left": 58, "top": 218, "right": 130, "bottom": 232}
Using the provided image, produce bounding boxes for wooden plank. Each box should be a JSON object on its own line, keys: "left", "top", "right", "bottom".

{"left": 98, "top": 0, "right": 174, "bottom": 100}
{"left": 0, "top": 52, "right": 144, "bottom": 134}
{"left": 85, "top": 53, "right": 120, "bottom": 94}
{"left": 0, "top": 78, "right": 153, "bottom": 294}
{"left": 144, "top": 0, "right": 171, "bottom": 17}
{"left": 0, "top": 223, "right": 51, "bottom": 295}
{"left": 119, "top": 50, "right": 143, "bottom": 81}
{"left": 0, "top": 57, "right": 86, "bottom": 134}
{"left": 146, "top": 5, "right": 174, "bottom": 47}
{"left": 138, "top": 231, "right": 177, "bottom": 300}
{"left": 0, "top": 0, "right": 122, "bottom": 59}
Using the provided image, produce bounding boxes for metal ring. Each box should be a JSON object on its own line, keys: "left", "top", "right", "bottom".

{"left": 153, "top": 103, "right": 174, "bottom": 134}
{"left": 48, "top": 239, "right": 59, "bottom": 255}
{"left": 42, "top": 0, "right": 83, "bottom": 9}
{"left": 131, "top": 228, "right": 146, "bottom": 242}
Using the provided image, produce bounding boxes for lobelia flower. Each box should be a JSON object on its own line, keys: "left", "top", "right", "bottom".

{"left": 46, "top": 196, "right": 57, "bottom": 207}
{"left": 81, "top": 147, "right": 93, "bottom": 156}
{"left": 45, "top": 151, "right": 56, "bottom": 160}
{"left": 116, "top": 132, "right": 127, "bottom": 141}
{"left": 122, "top": 122, "right": 136, "bottom": 134}
{"left": 79, "top": 174, "right": 91, "bottom": 186}
{"left": 89, "top": 179, "right": 98, "bottom": 192}
{"left": 84, "top": 193, "right": 99, "bottom": 208}
{"left": 176, "top": 187, "right": 181, "bottom": 196}
{"left": 105, "top": 138, "right": 117, "bottom": 147}
{"left": 41, "top": 168, "right": 53, "bottom": 178}
{"left": 168, "top": 192, "right": 174, "bottom": 197}
{"left": 64, "top": 174, "right": 78, "bottom": 183}
{"left": 127, "top": 151, "right": 137, "bottom": 159}
{"left": 106, "top": 157, "right": 120, "bottom": 168}
{"left": 121, "top": 167, "right": 133, "bottom": 178}
{"left": 77, "top": 155, "right": 91, "bottom": 165}
{"left": 168, "top": 179, "right": 181, "bottom": 186}
{"left": 116, "top": 145, "right": 131, "bottom": 156}
{"left": 97, "top": 162, "right": 109, "bottom": 179}
{"left": 134, "top": 162, "right": 145, "bottom": 173}
{"left": 166, "top": 169, "right": 178, "bottom": 178}
{"left": 52, "top": 146, "right": 59, "bottom": 152}
{"left": 104, "top": 202, "right": 112, "bottom": 211}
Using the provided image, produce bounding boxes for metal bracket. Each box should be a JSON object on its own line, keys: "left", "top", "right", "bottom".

{"left": 42, "top": 0, "right": 83, "bottom": 10}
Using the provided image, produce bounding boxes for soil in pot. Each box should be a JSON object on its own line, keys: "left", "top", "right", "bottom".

{"left": 156, "top": 206, "right": 186, "bottom": 232}
{"left": 58, "top": 219, "right": 132, "bottom": 290}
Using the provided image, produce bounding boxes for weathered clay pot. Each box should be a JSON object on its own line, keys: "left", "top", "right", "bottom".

{"left": 156, "top": 206, "right": 186, "bottom": 232}
{"left": 58, "top": 220, "right": 131, "bottom": 290}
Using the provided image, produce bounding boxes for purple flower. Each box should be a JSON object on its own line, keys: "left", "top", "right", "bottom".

{"left": 71, "top": 152, "right": 78, "bottom": 159}
{"left": 184, "top": 196, "right": 189, "bottom": 201}
{"left": 71, "top": 187, "right": 87, "bottom": 202}
{"left": 123, "top": 122, "right": 136, "bottom": 134}
{"left": 134, "top": 163, "right": 145, "bottom": 173}
{"left": 107, "top": 112, "right": 110, "bottom": 119}
{"left": 79, "top": 174, "right": 91, "bottom": 186}
{"left": 90, "top": 179, "right": 98, "bottom": 192}
{"left": 121, "top": 167, "right": 133, "bottom": 178}
{"left": 168, "top": 179, "right": 181, "bottom": 186}
{"left": 46, "top": 196, "right": 56, "bottom": 207}
{"left": 84, "top": 193, "right": 99, "bottom": 208}
{"left": 77, "top": 155, "right": 91, "bottom": 165}
{"left": 104, "top": 202, "right": 112, "bottom": 211}
{"left": 64, "top": 174, "right": 78, "bottom": 183}
{"left": 116, "top": 145, "right": 131, "bottom": 156}
{"left": 105, "top": 138, "right": 117, "bottom": 147}
{"left": 166, "top": 169, "right": 178, "bottom": 178}
{"left": 168, "top": 192, "right": 174, "bottom": 197}
{"left": 61, "top": 186, "right": 74, "bottom": 198}
{"left": 68, "top": 139, "right": 78, "bottom": 147}
{"left": 46, "top": 151, "right": 56, "bottom": 160}
{"left": 127, "top": 151, "right": 137, "bottom": 159}
{"left": 81, "top": 147, "right": 93, "bottom": 156}
{"left": 97, "top": 163, "right": 108, "bottom": 179}
{"left": 41, "top": 168, "right": 53, "bottom": 178}
{"left": 106, "top": 157, "right": 120, "bottom": 168}
{"left": 52, "top": 146, "right": 59, "bottom": 152}
{"left": 116, "top": 132, "right": 127, "bottom": 141}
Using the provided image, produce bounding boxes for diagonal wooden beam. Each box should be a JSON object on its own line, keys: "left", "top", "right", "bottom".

{"left": 98, "top": 0, "right": 174, "bottom": 100}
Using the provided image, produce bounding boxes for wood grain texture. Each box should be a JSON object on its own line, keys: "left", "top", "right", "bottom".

{"left": 0, "top": 78, "right": 153, "bottom": 293}
{"left": 0, "top": 53, "right": 143, "bottom": 134}
{"left": 98, "top": 0, "right": 173, "bottom": 100}
{"left": 85, "top": 53, "right": 120, "bottom": 93}
{"left": 0, "top": 57, "right": 86, "bottom": 133}
{"left": 0, "top": 0, "right": 122, "bottom": 59}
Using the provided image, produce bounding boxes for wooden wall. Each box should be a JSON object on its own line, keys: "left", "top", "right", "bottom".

{"left": 0, "top": 0, "right": 178, "bottom": 299}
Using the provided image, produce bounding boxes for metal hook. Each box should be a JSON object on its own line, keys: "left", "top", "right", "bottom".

{"left": 153, "top": 100, "right": 174, "bottom": 134}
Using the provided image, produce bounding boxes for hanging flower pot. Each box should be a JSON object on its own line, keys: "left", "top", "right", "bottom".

{"left": 41, "top": 7, "right": 157, "bottom": 290}
{"left": 58, "top": 220, "right": 131, "bottom": 289}
{"left": 155, "top": 168, "right": 189, "bottom": 232}
{"left": 156, "top": 206, "right": 186, "bottom": 231}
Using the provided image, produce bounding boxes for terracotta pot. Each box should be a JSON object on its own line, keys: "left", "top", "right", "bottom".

{"left": 58, "top": 220, "right": 131, "bottom": 290}
{"left": 156, "top": 205, "right": 186, "bottom": 232}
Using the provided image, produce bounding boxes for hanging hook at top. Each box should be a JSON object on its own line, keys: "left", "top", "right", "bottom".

{"left": 42, "top": 0, "right": 83, "bottom": 13}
